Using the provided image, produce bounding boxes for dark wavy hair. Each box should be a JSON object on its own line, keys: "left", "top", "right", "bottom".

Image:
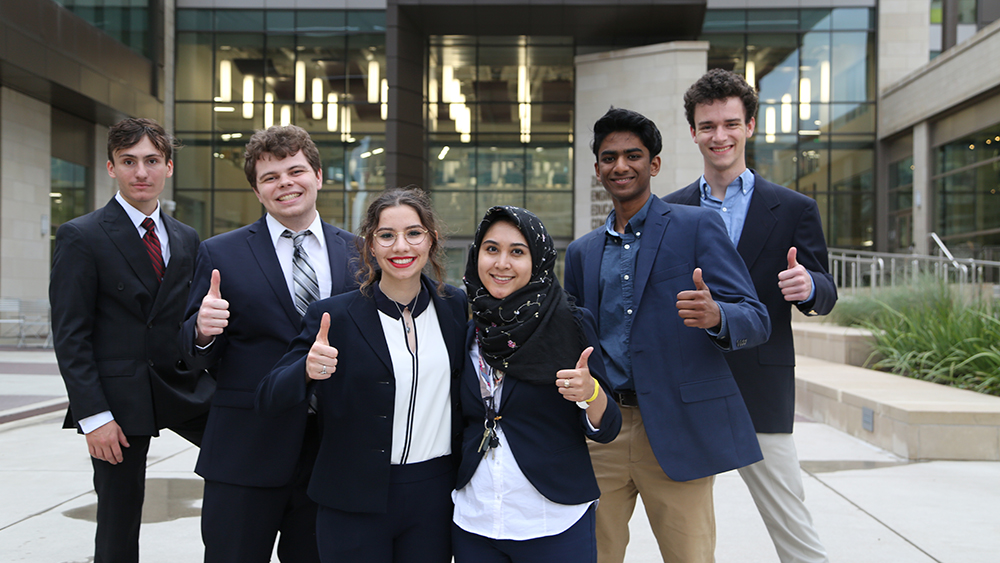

{"left": 243, "top": 125, "right": 322, "bottom": 188}
{"left": 355, "top": 187, "right": 447, "bottom": 297}
{"left": 107, "top": 118, "right": 179, "bottom": 163}
{"left": 683, "top": 68, "right": 759, "bottom": 129}
{"left": 591, "top": 107, "right": 662, "bottom": 160}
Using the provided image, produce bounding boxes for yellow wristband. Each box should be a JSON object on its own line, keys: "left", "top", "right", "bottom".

{"left": 585, "top": 377, "right": 601, "bottom": 403}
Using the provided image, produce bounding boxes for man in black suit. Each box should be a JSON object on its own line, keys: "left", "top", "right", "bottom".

{"left": 181, "top": 125, "right": 357, "bottom": 563}
{"left": 665, "top": 69, "right": 837, "bottom": 563}
{"left": 51, "top": 117, "right": 213, "bottom": 563}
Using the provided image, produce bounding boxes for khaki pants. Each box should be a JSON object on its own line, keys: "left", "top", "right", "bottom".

{"left": 588, "top": 406, "right": 716, "bottom": 563}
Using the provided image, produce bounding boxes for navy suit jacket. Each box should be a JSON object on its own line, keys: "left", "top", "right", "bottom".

{"left": 51, "top": 197, "right": 212, "bottom": 435}
{"left": 665, "top": 172, "right": 837, "bottom": 433}
{"left": 181, "top": 215, "right": 357, "bottom": 487}
{"left": 256, "top": 277, "right": 468, "bottom": 513}
{"left": 564, "top": 196, "right": 770, "bottom": 482}
{"left": 456, "top": 308, "right": 622, "bottom": 505}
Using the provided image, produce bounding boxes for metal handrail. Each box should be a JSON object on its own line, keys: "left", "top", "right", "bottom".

{"left": 827, "top": 246, "right": 1000, "bottom": 296}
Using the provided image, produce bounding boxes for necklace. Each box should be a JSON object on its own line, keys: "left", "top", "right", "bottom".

{"left": 392, "top": 298, "right": 413, "bottom": 334}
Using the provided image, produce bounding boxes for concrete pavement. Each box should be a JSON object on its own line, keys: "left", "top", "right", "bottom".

{"left": 1, "top": 348, "right": 997, "bottom": 562}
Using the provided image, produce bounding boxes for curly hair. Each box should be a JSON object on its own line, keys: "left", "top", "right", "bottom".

{"left": 243, "top": 125, "right": 321, "bottom": 188}
{"left": 683, "top": 68, "right": 758, "bottom": 129}
{"left": 355, "top": 187, "right": 448, "bottom": 297}
{"left": 591, "top": 107, "right": 662, "bottom": 159}
{"left": 107, "top": 118, "right": 179, "bottom": 163}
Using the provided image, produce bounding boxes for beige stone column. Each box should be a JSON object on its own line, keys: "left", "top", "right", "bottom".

{"left": 911, "top": 121, "right": 932, "bottom": 256}
{"left": 574, "top": 42, "right": 708, "bottom": 238}
{"left": 0, "top": 87, "right": 52, "bottom": 299}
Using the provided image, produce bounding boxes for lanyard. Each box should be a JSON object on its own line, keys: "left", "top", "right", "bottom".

{"left": 475, "top": 335, "right": 503, "bottom": 456}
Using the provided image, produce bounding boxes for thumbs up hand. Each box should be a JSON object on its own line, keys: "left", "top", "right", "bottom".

{"left": 676, "top": 268, "right": 721, "bottom": 330}
{"left": 307, "top": 312, "right": 338, "bottom": 380}
{"left": 778, "top": 247, "right": 812, "bottom": 302}
{"left": 195, "top": 269, "right": 230, "bottom": 346}
{"left": 556, "top": 347, "right": 596, "bottom": 403}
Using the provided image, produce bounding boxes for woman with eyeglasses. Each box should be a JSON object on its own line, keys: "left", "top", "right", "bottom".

{"left": 452, "top": 206, "right": 621, "bottom": 563}
{"left": 256, "top": 187, "right": 466, "bottom": 563}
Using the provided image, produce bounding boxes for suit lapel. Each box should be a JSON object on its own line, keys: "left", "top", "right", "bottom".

{"left": 99, "top": 199, "right": 160, "bottom": 297}
{"left": 347, "top": 292, "right": 394, "bottom": 373}
{"left": 737, "top": 173, "right": 779, "bottom": 271}
{"left": 247, "top": 217, "right": 302, "bottom": 328}
{"left": 633, "top": 197, "right": 671, "bottom": 308}
{"left": 322, "top": 223, "right": 353, "bottom": 294}
{"left": 677, "top": 181, "right": 702, "bottom": 206}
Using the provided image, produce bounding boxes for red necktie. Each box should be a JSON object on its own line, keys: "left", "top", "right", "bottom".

{"left": 141, "top": 217, "right": 165, "bottom": 282}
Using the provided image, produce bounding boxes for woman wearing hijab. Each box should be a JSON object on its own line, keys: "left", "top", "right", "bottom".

{"left": 256, "top": 188, "right": 465, "bottom": 563}
{"left": 452, "top": 205, "right": 622, "bottom": 563}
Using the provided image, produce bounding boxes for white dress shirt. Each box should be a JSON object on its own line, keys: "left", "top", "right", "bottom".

{"left": 265, "top": 212, "right": 333, "bottom": 301}
{"left": 452, "top": 341, "right": 593, "bottom": 540}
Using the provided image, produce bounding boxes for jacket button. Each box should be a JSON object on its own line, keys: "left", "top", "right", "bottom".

{"left": 148, "top": 360, "right": 155, "bottom": 367}
{"left": 117, "top": 283, "right": 124, "bottom": 291}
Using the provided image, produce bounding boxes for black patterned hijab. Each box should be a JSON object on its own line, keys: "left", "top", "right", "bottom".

{"left": 464, "top": 206, "right": 588, "bottom": 384}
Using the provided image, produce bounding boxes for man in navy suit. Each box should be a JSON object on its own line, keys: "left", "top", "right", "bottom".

{"left": 564, "top": 107, "right": 771, "bottom": 563}
{"left": 665, "top": 69, "right": 837, "bottom": 563}
{"left": 181, "top": 125, "right": 357, "bottom": 563}
{"left": 51, "top": 117, "right": 213, "bottom": 563}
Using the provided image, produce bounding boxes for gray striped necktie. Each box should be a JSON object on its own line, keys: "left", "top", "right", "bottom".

{"left": 282, "top": 229, "right": 320, "bottom": 316}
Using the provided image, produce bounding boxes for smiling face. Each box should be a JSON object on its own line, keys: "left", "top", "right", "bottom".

{"left": 477, "top": 220, "right": 532, "bottom": 300}
{"left": 691, "top": 96, "right": 755, "bottom": 181}
{"left": 107, "top": 136, "right": 173, "bottom": 216}
{"left": 252, "top": 150, "right": 321, "bottom": 232}
{"left": 594, "top": 131, "right": 661, "bottom": 207}
{"left": 371, "top": 204, "right": 432, "bottom": 289}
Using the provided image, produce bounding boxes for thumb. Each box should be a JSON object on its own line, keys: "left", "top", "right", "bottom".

{"left": 693, "top": 268, "right": 709, "bottom": 291}
{"left": 787, "top": 247, "right": 799, "bottom": 270}
{"left": 208, "top": 269, "right": 222, "bottom": 298}
{"left": 315, "top": 312, "right": 330, "bottom": 346}
{"left": 576, "top": 346, "right": 594, "bottom": 370}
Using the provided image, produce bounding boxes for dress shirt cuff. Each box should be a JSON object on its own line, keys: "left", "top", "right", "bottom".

{"left": 194, "top": 327, "right": 215, "bottom": 354}
{"left": 797, "top": 272, "right": 817, "bottom": 305}
{"left": 583, "top": 412, "right": 600, "bottom": 433}
{"left": 79, "top": 411, "right": 114, "bottom": 434}
{"left": 705, "top": 306, "right": 729, "bottom": 340}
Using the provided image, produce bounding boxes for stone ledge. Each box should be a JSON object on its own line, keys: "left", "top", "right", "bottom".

{"left": 792, "top": 322, "right": 876, "bottom": 367}
{"left": 795, "top": 356, "right": 1000, "bottom": 461}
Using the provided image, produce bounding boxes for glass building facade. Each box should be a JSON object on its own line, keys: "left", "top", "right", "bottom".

{"left": 700, "top": 8, "right": 876, "bottom": 248}
{"left": 173, "top": 9, "right": 387, "bottom": 240}
{"left": 54, "top": 0, "right": 152, "bottom": 58}
{"left": 933, "top": 124, "right": 1000, "bottom": 257}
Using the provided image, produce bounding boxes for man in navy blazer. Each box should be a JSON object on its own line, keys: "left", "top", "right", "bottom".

{"left": 664, "top": 69, "right": 837, "bottom": 563}
{"left": 51, "top": 118, "right": 213, "bottom": 563}
{"left": 564, "top": 107, "right": 770, "bottom": 563}
{"left": 181, "top": 126, "right": 357, "bottom": 563}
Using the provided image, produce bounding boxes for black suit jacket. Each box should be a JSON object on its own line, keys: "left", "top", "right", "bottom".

{"left": 51, "top": 197, "right": 212, "bottom": 436}
{"left": 255, "top": 277, "right": 468, "bottom": 513}
{"left": 664, "top": 171, "right": 837, "bottom": 432}
{"left": 455, "top": 308, "right": 621, "bottom": 505}
{"left": 181, "top": 215, "right": 357, "bottom": 487}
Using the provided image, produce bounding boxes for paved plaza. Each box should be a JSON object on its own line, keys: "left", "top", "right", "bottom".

{"left": 1, "top": 348, "right": 997, "bottom": 562}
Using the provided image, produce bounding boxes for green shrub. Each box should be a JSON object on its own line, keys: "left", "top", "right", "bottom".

{"left": 833, "top": 280, "right": 1000, "bottom": 396}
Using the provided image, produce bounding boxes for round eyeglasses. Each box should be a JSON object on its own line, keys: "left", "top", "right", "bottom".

{"left": 373, "top": 228, "right": 430, "bottom": 247}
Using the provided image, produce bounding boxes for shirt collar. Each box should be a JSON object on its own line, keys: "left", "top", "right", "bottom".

{"left": 373, "top": 279, "right": 431, "bottom": 319}
{"left": 266, "top": 212, "right": 325, "bottom": 251}
{"left": 699, "top": 168, "right": 756, "bottom": 201}
{"left": 115, "top": 191, "right": 161, "bottom": 229}
{"left": 604, "top": 194, "right": 654, "bottom": 238}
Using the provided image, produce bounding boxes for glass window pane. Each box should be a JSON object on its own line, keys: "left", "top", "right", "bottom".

{"left": 747, "top": 10, "right": 798, "bottom": 32}
{"left": 706, "top": 34, "right": 745, "bottom": 74}
{"left": 433, "top": 191, "right": 477, "bottom": 237}
{"left": 477, "top": 191, "right": 524, "bottom": 217}
{"left": 831, "top": 8, "right": 871, "bottom": 30}
{"left": 348, "top": 11, "right": 386, "bottom": 33}
{"left": 177, "top": 9, "right": 212, "bottom": 31}
{"left": 430, "top": 142, "right": 475, "bottom": 190}
{"left": 213, "top": 140, "right": 252, "bottom": 193}
{"left": 266, "top": 11, "right": 295, "bottom": 32}
{"left": 828, "top": 103, "right": 875, "bottom": 135}
{"left": 747, "top": 134, "right": 797, "bottom": 189}
{"left": 703, "top": 10, "right": 746, "bottom": 32}
{"left": 477, "top": 146, "right": 525, "bottom": 190}
{"left": 526, "top": 145, "right": 571, "bottom": 190}
{"left": 525, "top": 191, "right": 573, "bottom": 238}
{"left": 749, "top": 34, "right": 798, "bottom": 106}
{"left": 828, "top": 193, "right": 873, "bottom": 247}
{"left": 177, "top": 33, "right": 214, "bottom": 101}
{"left": 175, "top": 103, "right": 213, "bottom": 132}
{"left": 831, "top": 32, "right": 874, "bottom": 102}
{"left": 213, "top": 190, "right": 264, "bottom": 235}
{"left": 297, "top": 11, "right": 347, "bottom": 33}
{"left": 216, "top": 10, "right": 264, "bottom": 32}
{"left": 216, "top": 33, "right": 265, "bottom": 104}
{"left": 173, "top": 136, "right": 213, "bottom": 190}
{"left": 801, "top": 9, "right": 831, "bottom": 32}
{"left": 175, "top": 190, "right": 212, "bottom": 240}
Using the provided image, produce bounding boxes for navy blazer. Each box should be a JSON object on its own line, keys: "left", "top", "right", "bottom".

{"left": 181, "top": 215, "right": 357, "bottom": 487}
{"left": 51, "top": 197, "right": 212, "bottom": 436}
{"left": 256, "top": 277, "right": 468, "bottom": 513}
{"left": 564, "top": 196, "right": 770, "bottom": 482}
{"left": 456, "top": 308, "right": 622, "bottom": 506}
{"left": 665, "top": 172, "right": 837, "bottom": 433}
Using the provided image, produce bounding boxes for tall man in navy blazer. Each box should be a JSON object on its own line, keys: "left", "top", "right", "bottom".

{"left": 564, "top": 107, "right": 771, "bottom": 563}
{"left": 51, "top": 118, "right": 213, "bottom": 563}
{"left": 181, "top": 125, "right": 357, "bottom": 563}
{"left": 665, "top": 69, "right": 837, "bottom": 563}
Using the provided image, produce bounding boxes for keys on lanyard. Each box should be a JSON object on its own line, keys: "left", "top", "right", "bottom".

{"left": 478, "top": 404, "right": 501, "bottom": 457}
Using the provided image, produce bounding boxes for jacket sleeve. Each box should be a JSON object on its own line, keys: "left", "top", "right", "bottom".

{"left": 50, "top": 222, "right": 106, "bottom": 425}
{"left": 577, "top": 307, "right": 620, "bottom": 443}
{"left": 254, "top": 304, "right": 319, "bottom": 418}
{"left": 792, "top": 199, "right": 837, "bottom": 316}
